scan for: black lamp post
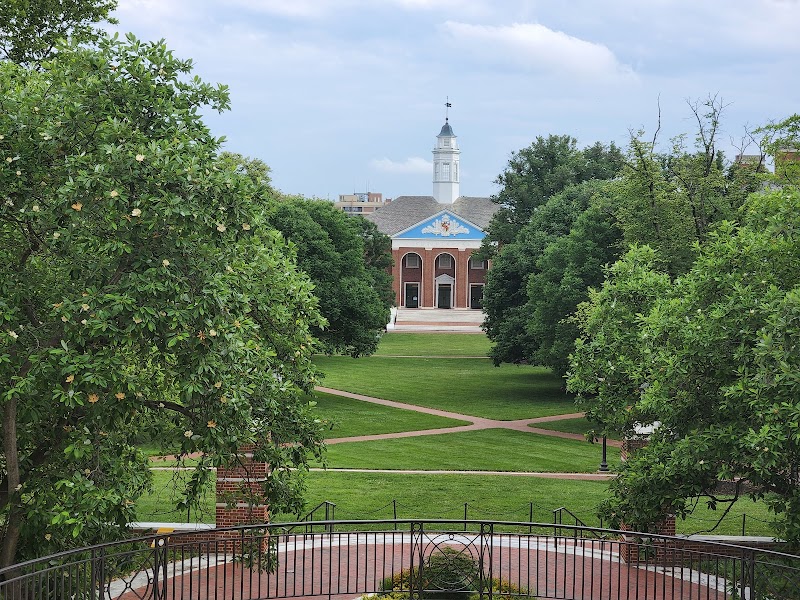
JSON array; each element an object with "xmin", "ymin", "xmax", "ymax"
[{"xmin": 599, "ymin": 435, "xmax": 609, "ymax": 472}]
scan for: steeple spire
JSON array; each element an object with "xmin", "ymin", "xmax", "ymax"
[{"xmin": 432, "ymin": 101, "xmax": 460, "ymax": 203}]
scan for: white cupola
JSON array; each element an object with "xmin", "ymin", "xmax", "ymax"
[{"xmin": 432, "ymin": 118, "xmax": 460, "ymax": 204}]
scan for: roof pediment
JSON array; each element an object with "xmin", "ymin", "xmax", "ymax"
[{"xmin": 394, "ymin": 210, "xmax": 485, "ymax": 240}]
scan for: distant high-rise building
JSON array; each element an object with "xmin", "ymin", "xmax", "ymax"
[{"xmin": 335, "ymin": 191, "xmax": 389, "ymax": 215}]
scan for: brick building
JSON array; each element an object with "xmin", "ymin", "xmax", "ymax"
[{"xmin": 365, "ymin": 118, "xmax": 498, "ymax": 309}]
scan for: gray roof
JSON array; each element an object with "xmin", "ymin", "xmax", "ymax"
[
  {"xmin": 364, "ymin": 196, "xmax": 440, "ymax": 235},
  {"xmin": 365, "ymin": 195, "xmax": 498, "ymax": 236},
  {"xmin": 438, "ymin": 121, "xmax": 455, "ymax": 137},
  {"xmin": 451, "ymin": 196, "xmax": 498, "ymax": 229}
]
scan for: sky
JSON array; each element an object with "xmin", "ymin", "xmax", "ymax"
[{"xmin": 109, "ymin": 0, "xmax": 800, "ymax": 201}]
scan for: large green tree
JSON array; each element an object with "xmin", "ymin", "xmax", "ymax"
[
  {"xmin": 614, "ymin": 99, "xmax": 763, "ymax": 275},
  {"xmin": 524, "ymin": 190, "xmax": 622, "ymax": 377},
  {"xmin": 483, "ymin": 135, "xmax": 623, "ymax": 249},
  {"xmin": 0, "ymin": 36, "xmax": 325, "ymax": 565},
  {"xmin": 353, "ymin": 216, "xmax": 395, "ymax": 310},
  {"xmin": 568, "ymin": 188, "xmax": 800, "ymax": 541},
  {"xmin": 1, "ymin": 0, "xmax": 117, "ymax": 65},
  {"xmin": 266, "ymin": 198, "xmax": 391, "ymax": 357},
  {"xmin": 481, "ymin": 141, "xmax": 624, "ymax": 368}
]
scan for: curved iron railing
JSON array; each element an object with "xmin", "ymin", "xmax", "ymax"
[{"xmin": 1, "ymin": 519, "xmax": 798, "ymax": 600}]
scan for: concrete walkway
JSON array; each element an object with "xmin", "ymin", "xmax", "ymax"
[
  {"xmin": 316, "ymin": 386, "xmax": 622, "ymax": 448},
  {"xmin": 391, "ymin": 307, "xmax": 485, "ymax": 333},
  {"xmin": 308, "ymin": 467, "xmax": 615, "ymax": 480}
]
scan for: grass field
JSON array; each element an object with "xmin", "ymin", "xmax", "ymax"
[
  {"xmin": 322, "ymin": 429, "xmax": 619, "ymax": 473},
  {"xmin": 135, "ymin": 330, "xmax": 779, "ymax": 540},
  {"xmin": 139, "ymin": 470, "xmax": 775, "ymax": 537},
  {"xmin": 530, "ymin": 417, "xmax": 621, "ymax": 441},
  {"xmin": 137, "ymin": 469, "xmax": 216, "ymax": 523},
  {"xmin": 273, "ymin": 471, "xmax": 775, "ymax": 537},
  {"xmin": 314, "ymin": 356, "xmax": 575, "ymax": 420},
  {"xmin": 312, "ymin": 391, "xmax": 469, "ymax": 438},
  {"xmin": 375, "ymin": 333, "xmax": 491, "ymax": 357}
]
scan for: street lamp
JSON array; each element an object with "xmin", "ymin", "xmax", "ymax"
[{"xmin": 599, "ymin": 435, "xmax": 609, "ymax": 472}]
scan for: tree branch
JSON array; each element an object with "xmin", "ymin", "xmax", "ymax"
[{"xmin": 141, "ymin": 399, "xmax": 192, "ymax": 417}]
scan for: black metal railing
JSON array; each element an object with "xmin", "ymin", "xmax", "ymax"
[
  {"xmin": 283, "ymin": 499, "xmax": 773, "ymax": 538},
  {"xmin": 1, "ymin": 520, "xmax": 799, "ymax": 600},
  {"xmin": 281, "ymin": 501, "xmax": 338, "ymax": 534}
]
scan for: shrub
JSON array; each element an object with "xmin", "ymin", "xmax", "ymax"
[{"xmin": 377, "ymin": 547, "xmax": 530, "ymax": 599}]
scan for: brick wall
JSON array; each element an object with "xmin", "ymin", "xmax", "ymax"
[{"xmin": 215, "ymin": 446, "xmax": 269, "ymax": 528}]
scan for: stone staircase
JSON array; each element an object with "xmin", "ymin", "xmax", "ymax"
[{"xmin": 389, "ymin": 307, "xmax": 485, "ymax": 333}]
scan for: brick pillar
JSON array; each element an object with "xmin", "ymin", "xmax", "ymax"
[
  {"xmin": 456, "ymin": 249, "xmax": 469, "ymax": 308},
  {"xmin": 422, "ymin": 248, "xmax": 434, "ymax": 308},
  {"xmin": 619, "ymin": 516, "xmax": 678, "ymax": 565},
  {"xmin": 620, "ymin": 437, "xmax": 649, "ymax": 462},
  {"xmin": 391, "ymin": 249, "xmax": 402, "ymax": 306},
  {"xmin": 216, "ymin": 445, "xmax": 270, "ymax": 528},
  {"xmin": 619, "ymin": 433, "xmax": 677, "ymax": 565},
  {"xmin": 207, "ymin": 445, "xmax": 270, "ymax": 552}
]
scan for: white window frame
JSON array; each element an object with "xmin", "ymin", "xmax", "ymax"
[
  {"xmin": 405, "ymin": 253, "xmax": 420, "ymax": 268},
  {"xmin": 438, "ymin": 254, "xmax": 453, "ymax": 269}
]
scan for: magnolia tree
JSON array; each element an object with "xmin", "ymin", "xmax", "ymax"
[
  {"xmin": 0, "ymin": 35, "xmax": 325, "ymax": 565},
  {"xmin": 568, "ymin": 188, "xmax": 800, "ymax": 541}
]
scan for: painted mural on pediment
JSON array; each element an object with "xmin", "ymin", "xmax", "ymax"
[{"xmin": 394, "ymin": 212, "xmax": 485, "ymax": 240}]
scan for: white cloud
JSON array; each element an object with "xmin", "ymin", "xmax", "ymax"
[
  {"xmin": 221, "ymin": 0, "xmax": 490, "ymax": 19},
  {"xmin": 114, "ymin": 0, "xmax": 195, "ymax": 28},
  {"xmin": 391, "ymin": 0, "xmax": 489, "ymax": 12},
  {"xmin": 223, "ymin": 0, "xmax": 355, "ymax": 18},
  {"xmin": 370, "ymin": 157, "xmax": 432, "ymax": 174},
  {"xmin": 441, "ymin": 21, "xmax": 635, "ymax": 79}
]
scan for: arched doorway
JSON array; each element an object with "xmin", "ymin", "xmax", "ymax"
[
  {"xmin": 435, "ymin": 274, "xmax": 454, "ymax": 309},
  {"xmin": 434, "ymin": 252, "xmax": 456, "ymax": 309},
  {"xmin": 401, "ymin": 252, "xmax": 422, "ymax": 308}
]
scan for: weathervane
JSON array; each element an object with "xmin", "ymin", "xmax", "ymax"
[{"xmin": 445, "ymin": 97, "xmax": 452, "ymax": 122}]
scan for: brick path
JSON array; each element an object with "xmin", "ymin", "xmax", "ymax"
[
  {"xmin": 124, "ymin": 533, "xmax": 728, "ymax": 600},
  {"xmin": 316, "ymin": 386, "xmax": 622, "ymax": 449},
  {"xmin": 151, "ymin": 386, "xmax": 620, "ymax": 475}
]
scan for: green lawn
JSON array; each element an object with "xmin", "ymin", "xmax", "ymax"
[
  {"xmin": 314, "ymin": 356, "xmax": 575, "ymax": 420},
  {"xmin": 271, "ymin": 471, "xmax": 775, "ymax": 537},
  {"xmin": 138, "ymin": 469, "xmax": 776, "ymax": 537},
  {"xmin": 322, "ymin": 429, "xmax": 617, "ymax": 472},
  {"xmin": 133, "ymin": 331, "xmax": 778, "ymax": 540},
  {"xmin": 313, "ymin": 392, "xmax": 469, "ymax": 438},
  {"xmin": 375, "ymin": 333, "xmax": 491, "ymax": 357},
  {"xmin": 137, "ymin": 470, "xmax": 215, "ymax": 523},
  {"xmin": 531, "ymin": 417, "xmax": 622, "ymax": 441}
]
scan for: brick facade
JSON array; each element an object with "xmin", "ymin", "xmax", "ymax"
[{"xmin": 394, "ymin": 247, "xmax": 488, "ymax": 309}]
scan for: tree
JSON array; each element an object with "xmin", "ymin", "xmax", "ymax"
[
  {"xmin": 568, "ymin": 188, "xmax": 800, "ymax": 541},
  {"xmin": 0, "ymin": 35, "xmax": 325, "ymax": 565},
  {"xmin": 1, "ymin": 0, "xmax": 118, "ymax": 65},
  {"xmin": 483, "ymin": 135, "xmax": 623, "ymax": 249},
  {"xmin": 352, "ymin": 216, "xmax": 395, "ymax": 310},
  {"xmin": 613, "ymin": 98, "xmax": 763, "ymax": 275},
  {"xmin": 524, "ymin": 192, "xmax": 623, "ymax": 377},
  {"xmin": 483, "ymin": 177, "xmax": 621, "ymax": 368},
  {"xmin": 265, "ymin": 198, "xmax": 391, "ymax": 357},
  {"xmin": 756, "ymin": 113, "xmax": 800, "ymax": 183},
  {"xmin": 218, "ymin": 151, "xmax": 275, "ymax": 195}
]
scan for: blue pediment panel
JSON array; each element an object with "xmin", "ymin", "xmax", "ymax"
[{"xmin": 394, "ymin": 211, "xmax": 485, "ymax": 240}]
